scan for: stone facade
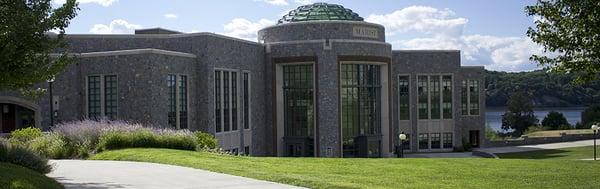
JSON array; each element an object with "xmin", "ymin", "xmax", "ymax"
[{"xmin": 0, "ymin": 5, "xmax": 485, "ymax": 157}]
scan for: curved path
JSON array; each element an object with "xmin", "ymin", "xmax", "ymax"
[
  {"xmin": 47, "ymin": 160, "xmax": 305, "ymax": 189},
  {"xmin": 478, "ymin": 139, "xmax": 596, "ymax": 154}
]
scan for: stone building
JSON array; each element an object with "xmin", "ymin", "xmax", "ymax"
[{"xmin": 0, "ymin": 3, "xmax": 485, "ymax": 157}]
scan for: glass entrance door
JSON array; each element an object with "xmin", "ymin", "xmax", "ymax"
[
  {"xmin": 469, "ymin": 130, "xmax": 480, "ymax": 148},
  {"xmin": 341, "ymin": 64, "xmax": 382, "ymax": 158},
  {"xmin": 282, "ymin": 65, "xmax": 314, "ymax": 157}
]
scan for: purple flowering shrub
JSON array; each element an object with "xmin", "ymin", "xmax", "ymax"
[{"xmin": 27, "ymin": 120, "xmax": 217, "ymax": 159}]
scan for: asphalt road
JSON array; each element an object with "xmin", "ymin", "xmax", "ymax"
[{"xmin": 47, "ymin": 160, "xmax": 305, "ymax": 189}]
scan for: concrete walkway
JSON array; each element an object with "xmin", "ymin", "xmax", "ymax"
[
  {"xmin": 479, "ymin": 139, "xmax": 596, "ymax": 154},
  {"xmin": 47, "ymin": 160, "xmax": 305, "ymax": 189}
]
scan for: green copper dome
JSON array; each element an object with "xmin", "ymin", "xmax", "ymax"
[{"xmin": 278, "ymin": 3, "xmax": 364, "ymax": 24}]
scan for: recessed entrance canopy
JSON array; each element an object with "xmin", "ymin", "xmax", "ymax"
[{"xmin": 0, "ymin": 96, "xmax": 41, "ymax": 133}]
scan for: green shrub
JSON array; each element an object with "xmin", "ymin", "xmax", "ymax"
[
  {"xmin": 0, "ymin": 141, "xmax": 52, "ymax": 174},
  {"xmin": 29, "ymin": 133, "xmax": 76, "ymax": 159},
  {"xmin": 8, "ymin": 127, "xmax": 42, "ymax": 146},
  {"xmin": 461, "ymin": 137, "xmax": 472, "ymax": 152},
  {"xmin": 194, "ymin": 131, "xmax": 217, "ymax": 150},
  {"xmin": 157, "ymin": 133, "xmax": 196, "ymax": 150},
  {"xmin": 97, "ymin": 130, "xmax": 201, "ymax": 152}
]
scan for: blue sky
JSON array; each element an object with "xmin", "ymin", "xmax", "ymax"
[{"xmin": 52, "ymin": 0, "xmax": 543, "ymax": 72}]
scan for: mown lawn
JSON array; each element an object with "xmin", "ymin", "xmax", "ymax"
[
  {"xmin": 0, "ymin": 163, "xmax": 63, "ymax": 189},
  {"xmin": 92, "ymin": 148, "xmax": 600, "ymax": 189},
  {"xmin": 497, "ymin": 145, "xmax": 600, "ymax": 160}
]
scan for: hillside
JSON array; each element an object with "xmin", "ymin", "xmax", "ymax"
[{"xmin": 485, "ymin": 70, "xmax": 600, "ymax": 107}]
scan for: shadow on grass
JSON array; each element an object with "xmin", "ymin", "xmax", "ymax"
[
  {"xmin": 52, "ymin": 177, "xmax": 127, "ymax": 189},
  {"xmin": 496, "ymin": 149, "xmax": 572, "ymax": 159}
]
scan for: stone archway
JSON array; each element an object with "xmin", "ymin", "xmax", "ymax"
[{"xmin": 0, "ymin": 96, "xmax": 42, "ymax": 133}]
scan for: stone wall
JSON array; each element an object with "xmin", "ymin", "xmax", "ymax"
[{"xmin": 486, "ymin": 134, "xmax": 597, "ymax": 147}]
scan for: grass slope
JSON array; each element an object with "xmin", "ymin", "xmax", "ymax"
[
  {"xmin": 92, "ymin": 148, "xmax": 600, "ymax": 189},
  {"xmin": 498, "ymin": 145, "xmax": 600, "ymax": 159},
  {"xmin": 0, "ymin": 163, "xmax": 63, "ymax": 189}
]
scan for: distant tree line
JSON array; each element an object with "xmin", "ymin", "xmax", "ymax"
[
  {"xmin": 485, "ymin": 70, "xmax": 600, "ymax": 107},
  {"xmin": 499, "ymin": 91, "xmax": 600, "ymax": 137}
]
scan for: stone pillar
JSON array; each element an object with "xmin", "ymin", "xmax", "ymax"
[{"xmin": 316, "ymin": 53, "xmax": 341, "ymax": 157}]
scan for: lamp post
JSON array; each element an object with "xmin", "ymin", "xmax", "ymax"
[
  {"xmin": 592, "ymin": 124, "xmax": 599, "ymax": 161},
  {"xmin": 47, "ymin": 77, "xmax": 55, "ymax": 127},
  {"xmin": 399, "ymin": 132, "xmax": 407, "ymax": 158}
]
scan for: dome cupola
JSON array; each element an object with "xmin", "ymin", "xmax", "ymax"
[{"xmin": 278, "ymin": 3, "xmax": 364, "ymax": 24}]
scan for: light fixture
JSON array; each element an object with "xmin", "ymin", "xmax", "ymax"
[{"xmin": 399, "ymin": 133, "xmax": 407, "ymax": 141}]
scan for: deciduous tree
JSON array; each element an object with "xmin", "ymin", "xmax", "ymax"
[
  {"xmin": 501, "ymin": 91, "xmax": 538, "ymax": 136},
  {"xmin": 526, "ymin": 0, "xmax": 600, "ymax": 83},
  {"xmin": 0, "ymin": 0, "xmax": 78, "ymax": 92}
]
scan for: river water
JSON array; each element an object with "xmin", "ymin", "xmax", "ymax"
[{"xmin": 485, "ymin": 107, "xmax": 587, "ymax": 132}]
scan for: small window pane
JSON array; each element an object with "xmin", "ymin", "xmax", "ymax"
[
  {"xmin": 442, "ymin": 75, "xmax": 452, "ymax": 119},
  {"xmin": 443, "ymin": 132, "xmax": 453, "ymax": 148},
  {"xmin": 431, "ymin": 133, "xmax": 441, "ymax": 149},
  {"xmin": 419, "ymin": 133, "xmax": 429, "ymax": 149},
  {"xmin": 243, "ymin": 72, "xmax": 250, "ymax": 130},
  {"xmin": 104, "ymin": 75, "xmax": 118, "ymax": 120},
  {"xmin": 168, "ymin": 74, "xmax": 177, "ymax": 128},
  {"xmin": 418, "ymin": 76, "xmax": 428, "ymax": 120},
  {"xmin": 398, "ymin": 76, "xmax": 410, "ymax": 120},
  {"xmin": 88, "ymin": 76, "xmax": 101, "ymax": 119},
  {"xmin": 179, "ymin": 75, "xmax": 188, "ymax": 129},
  {"xmin": 215, "ymin": 71, "xmax": 222, "ymax": 133},
  {"xmin": 430, "ymin": 76, "xmax": 440, "ymax": 119}
]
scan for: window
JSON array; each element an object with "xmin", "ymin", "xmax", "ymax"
[
  {"xmin": 431, "ymin": 133, "xmax": 441, "ymax": 149},
  {"xmin": 215, "ymin": 71, "xmax": 222, "ymax": 133},
  {"xmin": 223, "ymin": 72, "xmax": 230, "ymax": 132},
  {"xmin": 341, "ymin": 64, "xmax": 381, "ymax": 157},
  {"xmin": 167, "ymin": 74, "xmax": 188, "ymax": 129},
  {"xmin": 179, "ymin": 75, "xmax": 188, "ymax": 129},
  {"xmin": 87, "ymin": 75, "xmax": 118, "ymax": 120},
  {"xmin": 469, "ymin": 80, "xmax": 480, "ymax": 115},
  {"xmin": 283, "ymin": 65, "xmax": 314, "ymax": 137},
  {"xmin": 283, "ymin": 65, "xmax": 314, "ymax": 157},
  {"xmin": 243, "ymin": 72, "xmax": 251, "ymax": 129},
  {"xmin": 87, "ymin": 76, "xmax": 101, "ymax": 119},
  {"xmin": 398, "ymin": 76, "xmax": 409, "ymax": 120},
  {"xmin": 231, "ymin": 72, "xmax": 237, "ymax": 131},
  {"xmin": 215, "ymin": 69, "xmax": 246, "ymax": 133},
  {"xmin": 418, "ymin": 76, "xmax": 428, "ymax": 119},
  {"xmin": 443, "ymin": 132, "xmax": 453, "ymax": 148},
  {"xmin": 442, "ymin": 76, "xmax": 452, "ymax": 119},
  {"xmin": 168, "ymin": 74, "xmax": 177, "ymax": 128},
  {"xmin": 462, "ymin": 79, "xmax": 480, "ymax": 116},
  {"xmin": 430, "ymin": 76, "xmax": 440, "ymax": 119},
  {"xmin": 418, "ymin": 133, "xmax": 429, "ymax": 149},
  {"xmin": 104, "ymin": 75, "xmax": 117, "ymax": 120},
  {"xmin": 461, "ymin": 81, "xmax": 468, "ymax": 115}
]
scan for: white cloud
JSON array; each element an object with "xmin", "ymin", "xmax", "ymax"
[
  {"xmin": 370, "ymin": 6, "xmax": 545, "ymax": 72},
  {"xmin": 52, "ymin": 0, "xmax": 118, "ymax": 7},
  {"xmin": 258, "ymin": 0, "xmax": 288, "ymax": 6},
  {"xmin": 366, "ymin": 6, "xmax": 467, "ymax": 37},
  {"xmin": 222, "ymin": 18, "xmax": 275, "ymax": 41},
  {"xmin": 164, "ymin": 13, "xmax": 178, "ymax": 19},
  {"xmin": 294, "ymin": 0, "xmax": 313, "ymax": 5},
  {"xmin": 89, "ymin": 19, "xmax": 142, "ymax": 34}
]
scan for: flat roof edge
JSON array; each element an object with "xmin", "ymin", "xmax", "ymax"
[
  {"xmin": 393, "ymin": 49, "xmax": 460, "ymax": 53},
  {"xmin": 50, "ymin": 48, "xmax": 197, "ymax": 58},
  {"xmin": 65, "ymin": 32, "xmax": 263, "ymax": 46},
  {"xmin": 461, "ymin": 66, "xmax": 486, "ymax": 69}
]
